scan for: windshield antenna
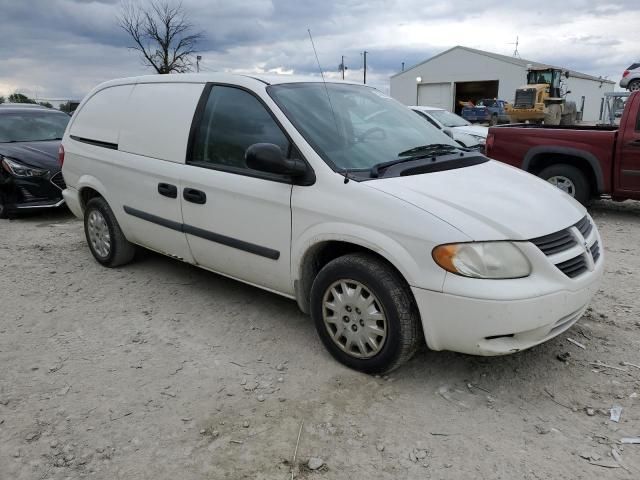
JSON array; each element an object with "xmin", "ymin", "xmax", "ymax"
[{"xmin": 307, "ymin": 28, "xmax": 350, "ymax": 184}]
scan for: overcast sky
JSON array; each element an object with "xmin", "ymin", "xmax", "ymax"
[{"xmin": 0, "ymin": 0, "xmax": 638, "ymax": 103}]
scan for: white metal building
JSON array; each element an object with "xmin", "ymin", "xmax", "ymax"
[{"xmin": 390, "ymin": 46, "xmax": 615, "ymax": 122}]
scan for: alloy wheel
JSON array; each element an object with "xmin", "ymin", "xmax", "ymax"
[{"xmin": 547, "ymin": 175, "xmax": 576, "ymax": 197}]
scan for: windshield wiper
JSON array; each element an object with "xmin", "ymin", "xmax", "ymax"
[
  {"xmin": 370, "ymin": 144, "xmax": 463, "ymax": 178},
  {"xmin": 397, "ymin": 143, "xmax": 460, "ymax": 157}
]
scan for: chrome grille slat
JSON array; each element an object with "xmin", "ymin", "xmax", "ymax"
[
  {"xmin": 50, "ymin": 172, "xmax": 66, "ymax": 190},
  {"xmin": 530, "ymin": 230, "xmax": 576, "ymax": 255},
  {"xmin": 574, "ymin": 216, "xmax": 593, "ymax": 239},
  {"xmin": 530, "ymin": 215, "xmax": 597, "ymax": 279},
  {"xmin": 556, "ymin": 255, "xmax": 588, "ymax": 278}
]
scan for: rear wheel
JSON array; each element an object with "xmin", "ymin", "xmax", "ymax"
[
  {"xmin": 84, "ymin": 197, "xmax": 136, "ymax": 267},
  {"xmin": 538, "ymin": 164, "xmax": 590, "ymax": 205},
  {"xmin": 628, "ymin": 80, "xmax": 640, "ymax": 92},
  {"xmin": 310, "ymin": 253, "xmax": 421, "ymax": 374}
]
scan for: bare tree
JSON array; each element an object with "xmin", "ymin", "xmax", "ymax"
[{"xmin": 119, "ymin": 1, "xmax": 203, "ymax": 74}]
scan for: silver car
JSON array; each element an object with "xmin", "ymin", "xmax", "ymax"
[{"xmin": 620, "ymin": 62, "xmax": 640, "ymax": 91}]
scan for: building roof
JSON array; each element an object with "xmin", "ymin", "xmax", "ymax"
[{"xmin": 391, "ymin": 45, "xmax": 614, "ymax": 84}]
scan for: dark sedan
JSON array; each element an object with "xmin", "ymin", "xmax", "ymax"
[{"xmin": 0, "ymin": 106, "xmax": 70, "ymax": 218}]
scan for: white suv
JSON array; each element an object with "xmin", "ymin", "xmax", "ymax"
[{"xmin": 60, "ymin": 74, "xmax": 603, "ymax": 373}]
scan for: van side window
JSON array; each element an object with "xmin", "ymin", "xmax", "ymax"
[{"xmin": 190, "ymin": 86, "xmax": 290, "ymax": 170}]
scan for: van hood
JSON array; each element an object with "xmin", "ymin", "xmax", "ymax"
[
  {"xmin": 365, "ymin": 160, "xmax": 585, "ymax": 241},
  {"xmin": 452, "ymin": 125, "xmax": 488, "ymax": 138},
  {"xmin": 451, "ymin": 131, "xmax": 482, "ymax": 148}
]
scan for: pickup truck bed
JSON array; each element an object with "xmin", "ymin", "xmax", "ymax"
[{"xmin": 486, "ymin": 91, "xmax": 640, "ymax": 204}]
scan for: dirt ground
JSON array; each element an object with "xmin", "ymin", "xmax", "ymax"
[{"xmin": 1, "ymin": 200, "xmax": 639, "ymax": 480}]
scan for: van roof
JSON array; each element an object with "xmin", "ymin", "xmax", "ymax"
[{"xmin": 95, "ymin": 72, "xmax": 365, "ymax": 90}]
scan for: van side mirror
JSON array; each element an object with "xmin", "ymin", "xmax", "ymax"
[{"xmin": 245, "ymin": 143, "xmax": 307, "ymax": 177}]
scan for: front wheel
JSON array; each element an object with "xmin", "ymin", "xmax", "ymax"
[
  {"xmin": 544, "ymin": 104, "xmax": 562, "ymax": 125},
  {"xmin": 0, "ymin": 192, "xmax": 8, "ymax": 219},
  {"xmin": 310, "ymin": 253, "xmax": 421, "ymax": 374},
  {"xmin": 538, "ymin": 164, "xmax": 590, "ymax": 205},
  {"xmin": 84, "ymin": 197, "xmax": 136, "ymax": 267}
]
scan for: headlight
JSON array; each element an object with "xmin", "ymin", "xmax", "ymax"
[
  {"xmin": 432, "ymin": 242, "xmax": 531, "ymax": 279},
  {"xmin": 469, "ymin": 134, "xmax": 486, "ymax": 145},
  {"xmin": 0, "ymin": 156, "xmax": 49, "ymax": 177}
]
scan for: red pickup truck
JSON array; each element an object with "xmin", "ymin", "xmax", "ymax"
[{"xmin": 486, "ymin": 91, "xmax": 640, "ymax": 205}]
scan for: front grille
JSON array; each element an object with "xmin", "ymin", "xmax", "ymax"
[
  {"xmin": 50, "ymin": 172, "xmax": 66, "ymax": 190},
  {"xmin": 530, "ymin": 215, "xmax": 599, "ymax": 278},
  {"xmin": 574, "ymin": 215, "xmax": 593, "ymax": 238},
  {"xmin": 514, "ymin": 89, "xmax": 536, "ymax": 108},
  {"xmin": 556, "ymin": 255, "xmax": 588, "ymax": 278},
  {"xmin": 530, "ymin": 229, "xmax": 576, "ymax": 255}
]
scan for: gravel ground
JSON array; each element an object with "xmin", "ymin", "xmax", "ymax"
[{"xmin": 1, "ymin": 200, "xmax": 639, "ymax": 479}]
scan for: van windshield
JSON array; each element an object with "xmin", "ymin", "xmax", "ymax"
[{"xmin": 267, "ymin": 83, "xmax": 459, "ymax": 171}]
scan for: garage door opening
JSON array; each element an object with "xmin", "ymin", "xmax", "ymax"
[{"xmin": 454, "ymin": 81, "xmax": 499, "ymax": 114}]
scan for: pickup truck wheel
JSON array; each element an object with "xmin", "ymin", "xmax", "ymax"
[
  {"xmin": 538, "ymin": 164, "xmax": 590, "ymax": 205},
  {"xmin": 84, "ymin": 197, "xmax": 136, "ymax": 267},
  {"xmin": 310, "ymin": 253, "xmax": 421, "ymax": 374}
]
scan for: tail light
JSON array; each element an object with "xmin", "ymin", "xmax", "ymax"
[
  {"xmin": 485, "ymin": 133, "xmax": 495, "ymax": 155},
  {"xmin": 623, "ymin": 70, "xmax": 630, "ymax": 78},
  {"xmin": 58, "ymin": 144, "xmax": 65, "ymax": 167}
]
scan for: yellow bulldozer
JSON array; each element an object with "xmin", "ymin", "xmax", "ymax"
[{"xmin": 505, "ymin": 67, "xmax": 577, "ymax": 125}]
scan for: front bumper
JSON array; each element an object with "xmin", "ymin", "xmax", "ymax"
[
  {"xmin": 0, "ymin": 171, "xmax": 66, "ymax": 211},
  {"xmin": 413, "ymin": 225, "xmax": 604, "ymax": 356}
]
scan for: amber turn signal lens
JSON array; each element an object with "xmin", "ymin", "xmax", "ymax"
[{"xmin": 432, "ymin": 244, "xmax": 460, "ymax": 273}]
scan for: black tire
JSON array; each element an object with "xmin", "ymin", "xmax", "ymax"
[
  {"xmin": 628, "ymin": 80, "xmax": 640, "ymax": 92},
  {"xmin": 310, "ymin": 252, "xmax": 421, "ymax": 374},
  {"xmin": 0, "ymin": 192, "xmax": 8, "ymax": 219},
  {"xmin": 84, "ymin": 197, "xmax": 136, "ymax": 267},
  {"xmin": 538, "ymin": 164, "xmax": 591, "ymax": 205},
  {"xmin": 489, "ymin": 113, "xmax": 498, "ymax": 126}
]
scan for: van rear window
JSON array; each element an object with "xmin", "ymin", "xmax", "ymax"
[{"xmin": 627, "ymin": 63, "xmax": 640, "ymax": 70}]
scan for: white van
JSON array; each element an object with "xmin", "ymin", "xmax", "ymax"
[{"xmin": 60, "ymin": 74, "xmax": 603, "ymax": 373}]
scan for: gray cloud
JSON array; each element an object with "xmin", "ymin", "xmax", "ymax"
[{"xmin": 0, "ymin": 0, "xmax": 638, "ymax": 100}]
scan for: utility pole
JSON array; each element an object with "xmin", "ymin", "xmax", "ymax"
[
  {"xmin": 402, "ymin": 62, "xmax": 405, "ymax": 72},
  {"xmin": 341, "ymin": 55, "xmax": 345, "ymax": 80},
  {"xmin": 363, "ymin": 51, "xmax": 368, "ymax": 84},
  {"xmin": 196, "ymin": 55, "xmax": 202, "ymax": 72}
]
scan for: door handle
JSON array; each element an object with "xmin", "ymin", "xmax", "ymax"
[
  {"xmin": 628, "ymin": 139, "xmax": 640, "ymax": 147},
  {"xmin": 183, "ymin": 188, "xmax": 207, "ymax": 204},
  {"xmin": 157, "ymin": 183, "xmax": 178, "ymax": 198}
]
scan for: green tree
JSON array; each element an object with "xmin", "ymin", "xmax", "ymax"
[
  {"xmin": 8, "ymin": 93, "xmax": 36, "ymax": 104},
  {"xmin": 0, "ymin": 96, "xmax": 4, "ymax": 104},
  {"xmin": 38, "ymin": 101, "xmax": 53, "ymax": 108}
]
